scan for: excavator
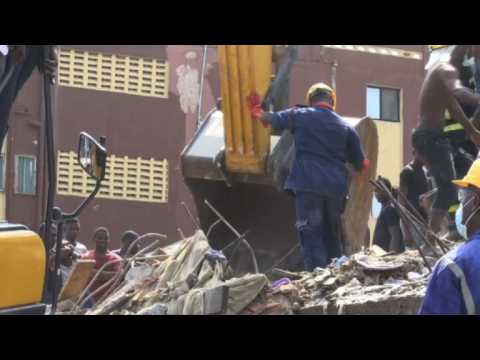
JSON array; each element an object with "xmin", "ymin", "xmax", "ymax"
[
  {"xmin": 0, "ymin": 45, "xmax": 378, "ymax": 314},
  {"xmin": 0, "ymin": 46, "xmax": 108, "ymax": 315},
  {"xmin": 182, "ymin": 45, "xmax": 379, "ymax": 274}
]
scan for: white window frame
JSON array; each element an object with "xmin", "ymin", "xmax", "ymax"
[
  {"xmin": 366, "ymin": 85, "xmax": 402, "ymax": 123},
  {"xmin": 15, "ymin": 155, "xmax": 37, "ymax": 196}
]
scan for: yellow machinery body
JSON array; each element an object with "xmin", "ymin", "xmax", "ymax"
[
  {"xmin": 0, "ymin": 230, "xmax": 46, "ymax": 309},
  {"xmin": 218, "ymin": 45, "xmax": 272, "ymax": 175}
]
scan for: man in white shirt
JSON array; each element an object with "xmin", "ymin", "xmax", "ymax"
[{"xmin": 64, "ymin": 218, "xmax": 88, "ymax": 259}]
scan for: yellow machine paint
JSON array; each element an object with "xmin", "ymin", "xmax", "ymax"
[
  {"xmin": 218, "ymin": 45, "xmax": 272, "ymax": 174},
  {"xmin": 429, "ymin": 45, "xmax": 448, "ymax": 51},
  {"xmin": 0, "ymin": 230, "xmax": 46, "ymax": 309}
]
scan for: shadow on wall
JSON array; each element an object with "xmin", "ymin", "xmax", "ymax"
[{"xmin": 206, "ymin": 61, "xmax": 221, "ymax": 102}]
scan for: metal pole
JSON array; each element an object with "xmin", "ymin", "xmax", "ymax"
[
  {"xmin": 41, "ymin": 45, "xmax": 58, "ymax": 313},
  {"xmin": 197, "ymin": 45, "xmax": 208, "ymax": 128},
  {"xmin": 181, "ymin": 201, "xmax": 200, "ymax": 230},
  {"xmin": 50, "ymin": 216, "xmax": 63, "ymax": 313},
  {"xmin": 204, "ymin": 200, "xmax": 259, "ymax": 273}
]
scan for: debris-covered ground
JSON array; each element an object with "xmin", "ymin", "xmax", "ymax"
[
  {"xmin": 57, "ymin": 231, "xmax": 437, "ymax": 315},
  {"xmin": 290, "ymin": 248, "xmax": 434, "ymax": 315}
]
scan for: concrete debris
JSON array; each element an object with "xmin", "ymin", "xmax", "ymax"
[
  {"xmin": 60, "ymin": 229, "xmax": 436, "ymax": 315},
  {"xmin": 137, "ymin": 303, "xmax": 168, "ymax": 315},
  {"xmin": 288, "ymin": 249, "xmax": 434, "ymax": 315}
]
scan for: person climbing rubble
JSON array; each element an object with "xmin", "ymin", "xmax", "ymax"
[
  {"xmin": 413, "ymin": 45, "xmax": 480, "ymax": 240},
  {"xmin": 420, "ymin": 159, "xmax": 480, "ymax": 315},
  {"xmin": 248, "ymin": 83, "xmax": 370, "ymax": 271}
]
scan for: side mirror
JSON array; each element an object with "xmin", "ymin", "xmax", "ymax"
[{"xmin": 77, "ymin": 132, "xmax": 107, "ymax": 180}]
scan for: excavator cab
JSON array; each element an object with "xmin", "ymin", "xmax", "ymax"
[
  {"xmin": 0, "ymin": 132, "xmax": 108, "ymax": 315},
  {"xmin": 182, "ymin": 45, "xmax": 378, "ymax": 274}
]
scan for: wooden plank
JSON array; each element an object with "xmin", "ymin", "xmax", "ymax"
[
  {"xmin": 343, "ymin": 117, "xmax": 379, "ymax": 254},
  {"xmin": 58, "ymin": 260, "xmax": 96, "ymax": 302}
]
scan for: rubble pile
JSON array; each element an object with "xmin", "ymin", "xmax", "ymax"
[
  {"xmin": 64, "ymin": 231, "xmax": 272, "ymax": 315},
  {"xmin": 291, "ymin": 248, "xmax": 434, "ymax": 315},
  {"xmin": 58, "ymin": 232, "xmax": 435, "ymax": 315}
]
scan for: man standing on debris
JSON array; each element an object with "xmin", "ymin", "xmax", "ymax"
[
  {"xmin": 413, "ymin": 45, "xmax": 480, "ymax": 239},
  {"xmin": 420, "ymin": 160, "xmax": 480, "ymax": 315},
  {"xmin": 435, "ymin": 45, "xmax": 479, "ymax": 181},
  {"xmin": 248, "ymin": 83, "xmax": 369, "ymax": 271},
  {"xmin": 438, "ymin": 46, "xmax": 480, "ymax": 239},
  {"xmin": 399, "ymin": 150, "xmax": 429, "ymax": 246},
  {"xmin": 81, "ymin": 227, "xmax": 123, "ymax": 304},
  {"xmin": 373, "ymin": 177, "xmax": 404, "ymax": 253},
  {"xmin": 64, "ymin": 218, "xmax": 88, "ymax": 259}
]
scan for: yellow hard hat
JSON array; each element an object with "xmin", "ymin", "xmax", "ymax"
[
  {"xmin": 453, "ymin": 160, "xmax": 480, "ymax": 189},
  {"xmin": 306, "ymin": 83, "xmax": 336, "ymax": 109}
]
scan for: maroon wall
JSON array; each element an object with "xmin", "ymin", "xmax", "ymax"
[
  {"xmin": 289, "ymin": 45, "xmax": 425, "ymax": 164},
  {"xmin": 5, "ymin": 70, "xmax": 44, "ymax": 228},
  {"xmin": 54, "ymin": 45, "xmax": 193, "ymax": 249}
]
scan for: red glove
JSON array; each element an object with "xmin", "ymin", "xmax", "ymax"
[{"xmin": 247, "ymin": 93, "xmax": 265, "ymax": 120}]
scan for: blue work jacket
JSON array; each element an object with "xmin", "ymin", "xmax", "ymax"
[
  {"xmin": 419, "ymin": 230, "xmax": 480, "ymax": 315},
  {"xmin": 268, "ymin": 105, "xmax": 365, "ymax": 198}
]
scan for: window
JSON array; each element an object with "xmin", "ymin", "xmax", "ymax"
[
  {"xmin": 16, "ymin": 155, "xmax": 36, "ymax": 195},
  {"xmin": 0, "ymin": 154, "xmax": 5, "ymax": 192},
  {"xmin": 367, "ymin": 86, "xmax": 400, "ymax": 122}
]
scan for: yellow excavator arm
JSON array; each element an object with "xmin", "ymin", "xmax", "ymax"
[{"xmin": 218, "ymin": 45, "xmax": 273, "ymax": 174}]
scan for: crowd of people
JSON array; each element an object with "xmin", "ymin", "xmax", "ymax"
[{"xmin": 39, "ymin": 218, "xmax": 142, "ymax": 307}]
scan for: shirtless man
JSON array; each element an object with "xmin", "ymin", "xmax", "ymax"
[{"xmin": 413, "ymin": 45, "xmax": 480, "ymax": 235}]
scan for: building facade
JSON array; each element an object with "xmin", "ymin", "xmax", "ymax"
[{"xmin": 1, "ymin": 45, "xmax": 427, "ymax": 249}]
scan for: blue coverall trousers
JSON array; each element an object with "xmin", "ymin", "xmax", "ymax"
[{"xmin": 295, "ymin": 191, "xmax": 344, "ymax": 271}]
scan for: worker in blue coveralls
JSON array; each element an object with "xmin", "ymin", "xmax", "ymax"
[
  {"xmin": 248, "ymin": 83, "xmax": 370, "ymax": 271},
  {"xmin": 420, "ymin": 159, "xmax": 480, "ymax": 315}
]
